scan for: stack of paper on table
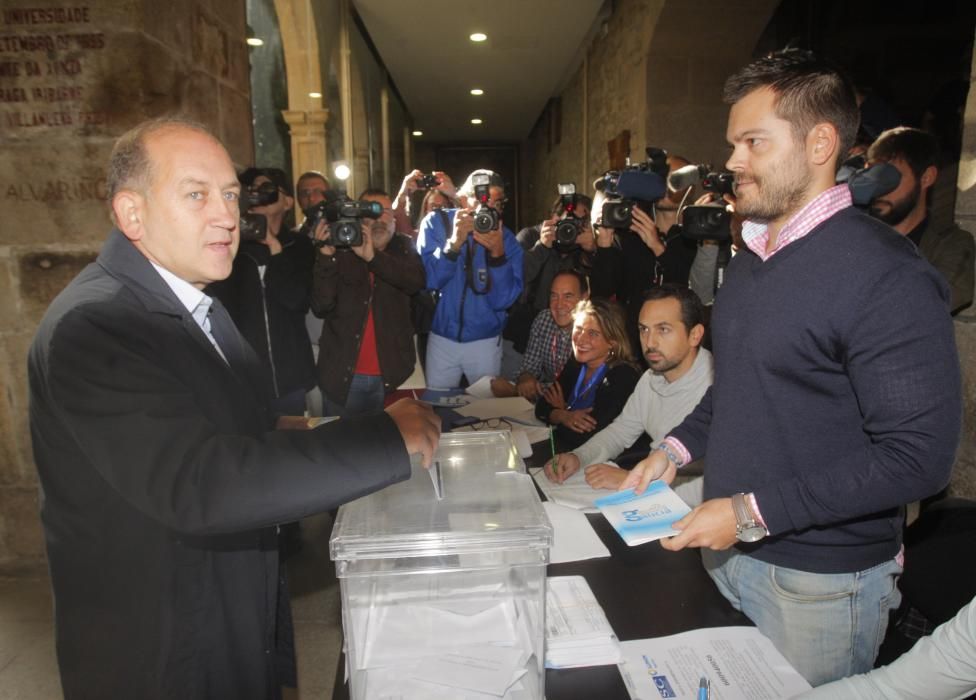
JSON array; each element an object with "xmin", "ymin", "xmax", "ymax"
[
  {"xmin": 617, "ymin": 627, "xmax": 812, "ymax": 699},
  {"xmin": 594, "ymin": 481, "xmax": 691, "ymax": 546},
  {"xmin": 546, "ymin": 576, "xmax": 622, "ymax": 669}
]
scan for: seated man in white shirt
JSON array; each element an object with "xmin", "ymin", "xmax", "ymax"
[{"xmin": 544, "ymin": 284, "xmax": 711, "ymax": 490}]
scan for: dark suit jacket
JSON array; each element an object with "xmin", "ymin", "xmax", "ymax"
[
  {"xmin": 310, "ymin": 233, "xmax": 426, "ymax": 405},
  {"xmin": 28, "ymin": 230, "xmax": 411, "ymax": 699}
]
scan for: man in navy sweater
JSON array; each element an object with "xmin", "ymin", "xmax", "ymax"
[{"xmin": 622, "ymin": 50, "xmax": 962, "ymax": 686}]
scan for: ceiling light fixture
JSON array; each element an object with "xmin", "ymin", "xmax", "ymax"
[
  {"xmin": 412, "ymin": 130, "xmax": 423, "ymax": 136},
  {"xmin": 246, "ymin": 37, "xmax": 264, "ymax": 47},
  {"xmin": 308, "ymin": 91, "xmax": 322, "ymax": 98},
  {"xmin": 470, "ymin": 88, "xmax": 484, "ymax": 96},
  {"xmin": 470, "ymin": 118, "xmax": 483, "ymax": 125},
  {"xmin": 469, "ymin": 32, "xmax": 487, "ymax": 42}
]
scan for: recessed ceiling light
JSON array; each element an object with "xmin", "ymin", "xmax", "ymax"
[
  {"xmin": 469, "ymin": 32, "xmax": 487, "ymax": 42},
  {"xmin": 470, "ymin": 88, "xmax": 484, "ymax": 96},
  {"xmin": 308, "ymin": 91, "xmax": 322, "ymax": 99},
  {"xmin": 412, "ymin": 130, "xmax": 423, "ymax": 137},
  {"xmin": 470, "ymin": 118, "xmax": 483, "ymax": 125},
  {"xmin": 246, "ymin": 37, "xmax": 264, "ymax": 47}
]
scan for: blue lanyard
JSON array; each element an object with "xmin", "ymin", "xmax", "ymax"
[{"xmin": 568, "ymin": 363, "xmax": 607, "ymax": 410}]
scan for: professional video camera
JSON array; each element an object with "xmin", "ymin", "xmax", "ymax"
[
  {"xmin": 554, "ymin": 183, "xmax": 587, "ymax": 246},
  {"xmin": 472, "ymin": 173, "xmax": 501, "ymax": 233},
  {"xmin": 835, "ymin": 155, "xmax": 901, "ymax": 207},
  {"xmin": 415, "ymin": 173, "xmax": 440, "ymax": 190},
  {"xmin": 598, "ymin": 147, "xmax": 669, "ymax": 230},
  {"xmin": 304, "ymin": 190, "xmax": 383, "ymax": 248},
  {"xmin": 665, "ymin": 164, "xmax": 735, "ymax": 243},
  {"xmin": 239, "ymin": 180, "xmax": 279, "ymax": 242}
]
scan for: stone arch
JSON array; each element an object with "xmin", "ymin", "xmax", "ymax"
[{"xmin": 272, "ymin": 0, "xmax": 332, "ymax": 200}]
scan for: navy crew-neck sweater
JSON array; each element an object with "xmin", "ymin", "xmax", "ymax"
[{"xmin": 670, "ymin": 206, "xmax": 961, "ymax": 574}]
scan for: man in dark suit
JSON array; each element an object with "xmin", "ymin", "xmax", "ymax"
[{"xmin": 27, "ymin": 116, "xmax": 440, "ymax": 699}]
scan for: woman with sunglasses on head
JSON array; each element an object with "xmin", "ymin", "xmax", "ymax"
[{"xmin": 536, "ymin": 298, "xmax": 640, "ymax": 451}]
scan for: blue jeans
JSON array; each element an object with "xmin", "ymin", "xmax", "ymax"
[
  {"xmin": 702, "ymin": 548, "xmax": 902, "ymax": 686},
  {"xmin": 324, "ymin": 373, "xmax": 385, "ymax": 418}
]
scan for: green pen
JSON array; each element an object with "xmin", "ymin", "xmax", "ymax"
[{"xmin": 549, "ymin": 426, "xmax": 558, "ymax": 476}]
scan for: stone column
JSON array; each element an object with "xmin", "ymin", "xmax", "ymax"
[
  {"xmin": 0, "ymin": 0, "xmax": 251, "ymax": 569},
  {"xmin": 282, "ymin": 107, "xmax": 329, "ymax": 217}
]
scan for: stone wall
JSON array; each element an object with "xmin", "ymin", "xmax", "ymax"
[
  {"xmin": 946, "ymin": 47, "xmax": 976, "ymax": 499},
  {"xmin": 519, "ymin": 0, "xmax": 778, "ymax": 224},
  {"xmin": 0, "ymin": 0, "xmax": 252, "ymax": 568},
  {"xmin": 521, "ymin": 0, "xmax": 664, "ymax": 223}
]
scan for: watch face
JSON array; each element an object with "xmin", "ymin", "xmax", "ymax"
[{"xmin": 737, "ymin": 525, "xmax": 766, "ymax": 543}]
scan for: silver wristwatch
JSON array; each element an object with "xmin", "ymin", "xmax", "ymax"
[{"xmin": 731, "ymin": 492, "xmax": 767, "ymax": 543}]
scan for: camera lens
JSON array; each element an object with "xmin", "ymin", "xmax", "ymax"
[
  {"xmin": 555, "ymin": 218, "xmax": 580, "ymax": 245},
  {"xmin": 602, "ymin": 201, "xmax": 632, "ymax": 229},
  {"xmin": 473, "ymin": 207, "xmax": 498, "ymax": 233}
]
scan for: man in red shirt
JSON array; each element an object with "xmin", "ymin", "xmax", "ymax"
[{"xmin": 311, "ymin": 189, "xmax": 427, "ymax": 417}]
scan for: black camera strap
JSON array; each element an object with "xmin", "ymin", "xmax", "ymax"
[{"xmin": 464, "ymin": 238, "xmax": 492, "ymax": 296}]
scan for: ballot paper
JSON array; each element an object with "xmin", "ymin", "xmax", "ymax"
[
  {"xmin": 465, "ymin": 375, "xmax": 497, "ymax": 399},
  {"xmin": 594, "ymin": 481, "xmax": 691, "ymax": 546},
  {"xmin": 546, "ymin": 576, "xmax": 622, "ymax": 669},
  {"xmin": 531, "ymin": 465, "xmax": 607, "ymax": 513},
  {"xmin": 617, "ymin": 627, "xmax": 812, "ymax": 699},
  {"xmin": 542, "ymin": 502, "xmax": 610, "ymax": 564}
]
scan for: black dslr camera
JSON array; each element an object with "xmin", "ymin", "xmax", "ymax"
[
  {"xmin": 239, "ymin": 180, "xmax": 279, "ymax": 242},
  {"xmin": 599, "ymin": 147, "xmax": 669, "ymax": 230},
  {"xmin": 472, "ymin": 173, "xmax": 501, "ymax": 233},
  {"xmin": 415, "ymin": 173, "xmax": 440, "ymax": 190},
  {"xmin": 554, "ymin": 183, "xmax": 587, "ymax": 246},
  {"xmin": 304, "ymin": 190, "xmax": 383, "ymax": 248}
]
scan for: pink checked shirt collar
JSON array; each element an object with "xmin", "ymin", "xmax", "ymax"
[{"xmin": 741, "ymin": 184, "xmax": 852, "ymax": 261}]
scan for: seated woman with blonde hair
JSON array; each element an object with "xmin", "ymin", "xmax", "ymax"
[{"xmin": 535, "ymin": 298, "xmax": 640, "ymax": 451}]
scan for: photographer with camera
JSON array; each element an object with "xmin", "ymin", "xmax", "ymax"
[
  {"xmin": 393, "ymin": 168, "xmax": 458, "ymax": 238},
  {"xmin": 590, "ymin": 153, "xmax": 698, "ymax": 353},
  {"xmin": 295, "ymin": 170, "xmax": 331, "ymax": 214},
  {"xmin": 208, "ymin": 167, "xmax": 316, "ymax": 416},
  {"xmin": 310, "ymin": 189, "xmax": 426, "ymax": 417},
  {"xmin": 416, "ymin": 169, "xmax": 524, "ymax": 388}
]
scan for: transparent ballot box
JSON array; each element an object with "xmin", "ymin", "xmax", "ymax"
[{"xmin": 330, "ymin": 431, "xmax": 553, "ymax": 700}]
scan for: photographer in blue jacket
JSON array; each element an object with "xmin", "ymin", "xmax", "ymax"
[{"xmin": 416, "ymin": 169, "xmax": 524, "ymax": 388}]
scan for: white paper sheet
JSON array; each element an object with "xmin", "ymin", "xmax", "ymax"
[
  {"xmin": 542, "ymin": 502, "xmax": 610, "ymax": 563},
  {"xmin": 456, "ymin": 397, "xmax": 536, "ymax": 420},
  {"xmin": 618, "ymin": 627, "xmax": 812, "ymax": 699},
  {"xmin": 412, "ymin": 645, "xmax": 527, "ymax": 696},
  {"xmin": 465, "ymin": 375, "xmax": 497, "ymax": 399},
  {"xmin": 531, "ymin": 466, "xmax": 606, "ymax": 513}
]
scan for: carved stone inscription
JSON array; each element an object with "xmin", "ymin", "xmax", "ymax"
[{"xmin": 0, "ymin": 6, "xmax": 107, "ymax": 129}]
